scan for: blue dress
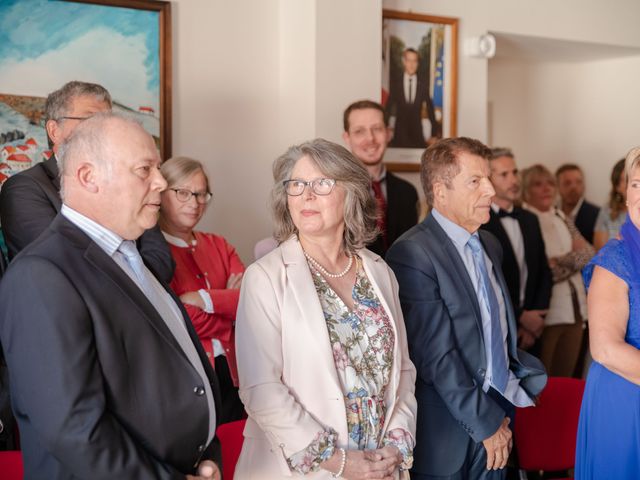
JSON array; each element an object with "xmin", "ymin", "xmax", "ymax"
[{"xmin": 575, "ymin": 239, "xmax": 640, "ymax": 479}]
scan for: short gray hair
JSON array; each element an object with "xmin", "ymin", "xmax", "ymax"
[
  {"xmin": 490, "ymin": 147, "xmax": 514, "ymax": 160},
  {"xmin": 45, "ymin": 81, "xmax": 112, "ymax": 122},
  {"xmin": 271, "ymin": 138, "xmax": 378, "ymax": 254},
  {"xmin": 57, "ymin": 112, "xmax": 142, "ymax": 200},
  {"xmin": 161, "ymin": 156, "xmax": 211, "ymax": 192}
]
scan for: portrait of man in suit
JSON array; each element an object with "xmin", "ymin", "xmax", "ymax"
[
  {"xmin": 0, "ymin": 113, "xmax": 221, "ymax": 479},
  {"xmin": 386, "ymin": 48, "xmax": 441, "ymax": 148},
  {"xmin": 387, "ymin": 137, "xmax": 546, "ymax": 480}
]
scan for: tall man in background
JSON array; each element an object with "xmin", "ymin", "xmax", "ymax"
[
  {"xmin": 387, "ymin": 137, "xmax": 546, "ymax": 479},
  {"xmin": 556, "ymin": 163, "xmax": 600, "ymax": 244},
  {"xmin": 343, "ymin": 100, "xmax": 418, "ymax": 256},
  {"xmin": 0, "ymin": 113, "xmax": 220, "ymax": 479},
  {"xmin": 386, "ymin": 48, "xmax": 440, "ymax": 148},
  {"xmin": 482, "ymin": 148, "xmax": 551, "ymax": 354}
]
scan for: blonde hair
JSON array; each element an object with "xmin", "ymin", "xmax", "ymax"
[
  {"xmin": 160, "ymin": 156, "xmax": 211, "ymax": 191},
  {"xmin": 520, "ymin": 164, "xmax": 555, "ymax": 204}
]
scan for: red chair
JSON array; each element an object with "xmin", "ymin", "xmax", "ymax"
[
  {"xmin": 514, "ymin": 376, "xmax": 586, "ymax": 479},
  {"xmin": 0, "ymin": 450, "xmax": 23, "ymax": 480},
  {"xmin": 216, "ymin": 419, "xmax": 246, "ymax": 479}
]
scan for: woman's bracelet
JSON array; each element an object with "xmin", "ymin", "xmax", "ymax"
[{"xmin": 331, "ymin": 448, "xmax": 347, "ymax": 478}]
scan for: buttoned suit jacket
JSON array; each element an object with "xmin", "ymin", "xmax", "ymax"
[
  {"xmin": 0, "ymin": 215, "xmax": 221, "ymax": 479},
  {"xmin": 573, "ymin": 200, "xmax": 600, "ymax": 245},
  {"xmin": 368, "ymin": 172, "xmax": 419, "ymax": 257},
  {"xmin": 0, "ymin": 156, "xmax": 174, "ymax": 282},
  {"xmin": 234, "ymin": 236, "xmax": 417, "ymax": 479},
  {"xmin": 386, "ymin": 75, "xmax": 440, "ymax": 148},
  {"xmin": 480, "ymin": 207, "xmax": 552, "ymax": 319},
  {"xmin": 386, "ymin": 214, "xmax": 547, "ymax": 477}
]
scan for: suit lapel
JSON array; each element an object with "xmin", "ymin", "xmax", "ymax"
[
  {"xmin": 425, "ymin": 216, "xmax": 483, "ymax": 323},
  {"xmin": 280, "ymin": 238, "xmax": 343, "ymax": 391},
  {"xmin": 53, "ymin": 216, "xmax": 193, "ymax": 365},
  {"xmin": 44, "ymin": 156, "xmax": 62, "ymax": 208}
]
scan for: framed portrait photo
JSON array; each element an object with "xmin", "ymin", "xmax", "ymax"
[
  {"xmin": 0, "ymin": 0, "xmax": 171, "ymax": 187},
  {"xmin": 382, "ymin": 10, "xmax": 458, "ymax": 171}
]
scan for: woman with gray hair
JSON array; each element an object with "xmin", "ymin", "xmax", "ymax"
[{"xmin": 235, "ymin": 138, "xmax": 416, "ymax": 479}]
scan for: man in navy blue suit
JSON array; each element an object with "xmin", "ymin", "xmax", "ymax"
[{"xmin": 387, "ymin": 137, "xmax": 546, "ymax": 479}]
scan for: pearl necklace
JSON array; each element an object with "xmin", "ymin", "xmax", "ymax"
[{"xmin": 303, "ymin": 251, "xmax": 353, "ymax": 278}]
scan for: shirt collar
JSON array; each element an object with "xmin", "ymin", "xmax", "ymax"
[
  {"xmin": 162, "ymin": 230, "xmax": 196, "ymax": 248},
  {"xmin": 60, "ymin": 204, "xmax": 122, "ymax": 257},
  {"xmin": 431, "ymin": 207, "xmax": 474, "ymax": 249}
]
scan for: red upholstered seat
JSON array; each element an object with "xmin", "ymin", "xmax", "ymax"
[
  {"xmin": 514, "ymin": 376, "xmax": 585, "ymax": 479},
  {"xmin": 216, "ymin": 419, "xmax": 246, "ymax": 479},
  {"xmin": 0, "ymin": 450, "xmax": 23, "ymax": 480}
]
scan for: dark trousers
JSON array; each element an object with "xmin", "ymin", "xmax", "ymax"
[
  {"xmin": 214, "ymin": 355, "xmax": 245, "ymax": 424},
  {"xmin": 412, "ymin": 389, "xmax": 515, "ymax": 480}
]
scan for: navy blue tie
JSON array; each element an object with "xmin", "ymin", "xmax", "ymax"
[{"xmin": 467, "ymin": 234, "xmax": 509, "ymax": 393}]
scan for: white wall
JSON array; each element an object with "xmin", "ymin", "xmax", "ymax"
[
  {"xmin": 169, "ymin": 0, "xmax": 640, "ymax": 261},
  {"xmin": 489, "ymin": 55, "xmax": 640, "ymax": 204}
]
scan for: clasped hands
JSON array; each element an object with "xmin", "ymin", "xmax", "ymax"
[
  {"xmin": 322, "ymin": 445, "xmax": 403, "ymax": 480},
  {"xmin": 517, "ymin": 309, "xmax": 547, "ymax": 349}
]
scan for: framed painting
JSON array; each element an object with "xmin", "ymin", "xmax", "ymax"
[
  {"xmin": 0, "ymin": 0, "xmax": 171, "ymax": 186},
  {"xmin": 382, "ymin": 10, "xmax": 458, "ymax": 171}
]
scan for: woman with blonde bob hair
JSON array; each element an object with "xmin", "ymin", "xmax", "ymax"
[
  {"xmin": 159, "ymin": 156, "xmax": 245, "ymax": 424},
  {"xmin": 235, "ymin": 138, "xmax": 417, "ymax": 479}
]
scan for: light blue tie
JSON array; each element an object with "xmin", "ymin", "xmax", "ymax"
[
  {"xmin": 118, "ymin": 240, "xmax": 155, "ymax": 297},
  {"xmin": 467, "ymin": 234, "xmax": 509, "ymax": 393}
]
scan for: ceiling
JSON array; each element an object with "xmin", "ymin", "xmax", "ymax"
[{"xmin": 491, "ymin": 32, "xmax": 640, "ymax": 62}]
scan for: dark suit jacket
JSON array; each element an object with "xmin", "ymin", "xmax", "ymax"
[
  {"xmin": 386, "ymin": 74, "xmax": 440, "ymax": 148},
  {"xmin": 481, "ymin": 207, "xmax": 552, "ymax": 320},
  {"xmin": 0, "ymin": 156, "xmax": 174, "ymax": 282},
  {"xmin": 0, "ymin": 215, "xmax": 221, "ymax": 479},
  {"xmin": 386, "ymin": 214, "xmax": 547, "ymax": 477},
  {"xmin": 368, "ymin": 172, "xmax": 418, "ymax": 257},
  {"xmin": 574, "ymin": 200, "xmax": 600, "ymax": 244}
]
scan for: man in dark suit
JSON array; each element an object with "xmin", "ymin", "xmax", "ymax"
[
  {"xmin": 343, "ymin": 100, "xmax": 418, "ymax": 256},
  {"xmin": 556, "ymin": 163, "xmax": 600, "ymax": 244},
  {"xmin": 0, "ymin": 113, "xmax": 221, "ymax": 479},
  {"xmin": 387, "ymin": 137, "xmax": 547, "ymax": 479},
  {"xmin": 0, "ymin": 81, "xmax": 173, "ymax": 282},
  {"xmin": 386, "ymin": 48, "xmax": 440, "ymax": 148},
  {"xmin": 482, "ymin": 148, "xmax": 552, "ymax": 354}
]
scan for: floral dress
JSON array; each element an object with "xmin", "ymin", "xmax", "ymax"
[{"xmin": 287, "ymin": 257, "xmax": 413, "ymax": 474}]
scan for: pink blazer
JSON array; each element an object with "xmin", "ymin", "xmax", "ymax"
[{"xmin": 235, "ymin": 236, "xmax": 416, "ymax": 479}]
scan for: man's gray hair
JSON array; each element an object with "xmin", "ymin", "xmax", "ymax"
[
  {"xmin": 57, "ymin": 112, "xmax": 142, "ymax": 201},
  {"xmin": 489, "ymin": 147, "xmax": 514, "ymax": 161},
  {"xmin": 270, "ymin": 138, "xmax": 378, "ymax": 254},
  {"xmin": 45, "ymin": 81, "xmax": 112, "ymax": 122}
]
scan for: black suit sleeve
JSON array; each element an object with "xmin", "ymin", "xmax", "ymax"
[
  {"xmin": 529, "ymin": 216, "xmax": 552, "ymax": 310},
  {"xmin": 0, "ymin": 174, "xmax": 57, "ymax": 260},
  {"xmin": 0, "ymin": 256, "xmax": 185, "ymax": 479},
  {"xmin": 386, "ymin": 240, "xmax": 504, "ymax": 442},
  {"xmin": 138, "ymin": 225, "xmax": 175, "ymax": 284}
]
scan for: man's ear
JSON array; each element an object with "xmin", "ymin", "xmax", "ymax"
[
  {"xmin": 76, "ymin": 162, "xmax": 99, "ymax": 193},
  {"xmin": 342, "ymin": 131, "xmax": 351, "ymax": 149},
  {"xmin": 433, "ymin": 181, "xmax": 446, "ymax": 206},
  {"xmin": 45, "ymin": 119, "xmax": 60, "ymax": 146}
]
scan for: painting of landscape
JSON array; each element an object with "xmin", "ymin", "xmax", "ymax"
[{"xmin": 0, "ymin": 0, "xmax": 168, "ymax": 186}]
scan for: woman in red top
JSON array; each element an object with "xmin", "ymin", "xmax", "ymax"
[{"xmin": 159, "ymin": 156, "xmax": 245, "ymax": 423}]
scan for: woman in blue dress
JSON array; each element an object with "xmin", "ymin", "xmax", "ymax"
[{"xmin": 575, "ymin": 146, "xmax": 640, "ymax": 479}]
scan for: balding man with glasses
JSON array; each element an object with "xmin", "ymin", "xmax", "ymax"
[{"xmin": 0, "ymin": 81, "xmax": 173, "ymax": 282}]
